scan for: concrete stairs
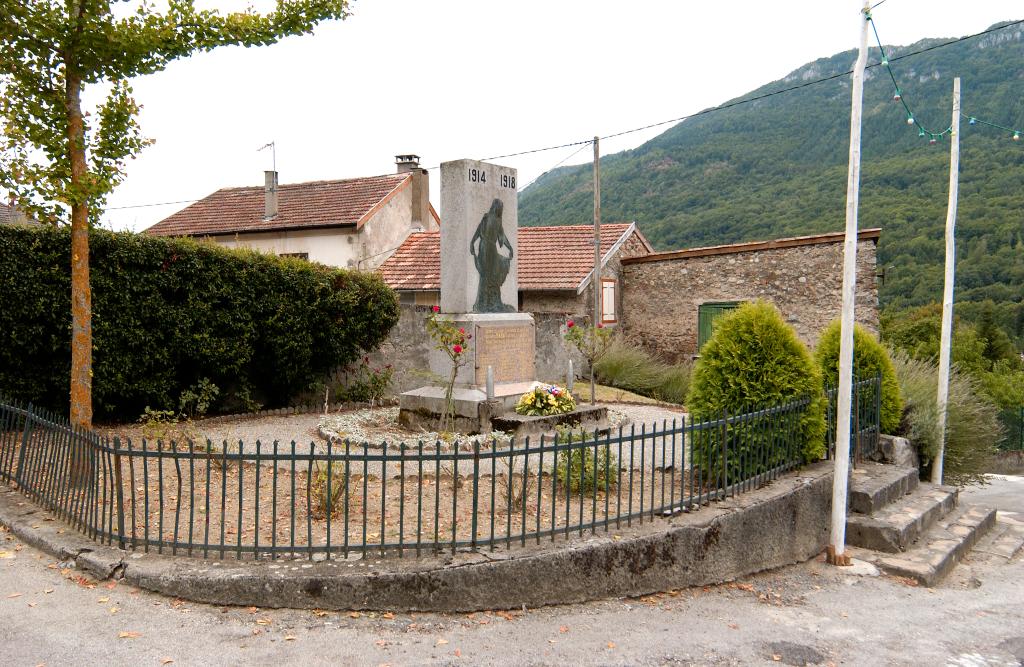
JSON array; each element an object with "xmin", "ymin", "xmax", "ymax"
[{"xmin": 845, "ymin": 462, "xmax": 1003, "ymax": 586}]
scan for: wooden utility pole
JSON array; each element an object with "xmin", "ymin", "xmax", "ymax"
[
  {"xmin": 591, "ymin": 136, "xmax": 601, "ymax": 405},
  {"xmin": 933, "ymin": 77, "xmax": 961, "ymax": 484},
  {"xmin": 828, "ymin": 1, "xmax": 870, "ymax": 567}
]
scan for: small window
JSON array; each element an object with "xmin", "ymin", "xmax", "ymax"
[
  {"xmin": 279, "ymin": 252, "xmax": 309, "ymax": 260},
  {"xmin": 601, "ymin": 278, "xmax": 617, "ymax": 324},
  {"xmin": 697, "ymin": 301, "xmax": 740, "ymax": 350}
]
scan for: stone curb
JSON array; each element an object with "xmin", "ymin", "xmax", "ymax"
[{"xmin": 0, "ymin": 463, "xmax": 834, "ymax": 612}]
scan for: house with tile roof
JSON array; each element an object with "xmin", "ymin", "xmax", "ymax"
[
  {"xmin": 0, "ymin": 203, "xmax": 40, "ymax": 226},
  {"xmin": 378, "ymin": 222, "xmax": 653, "ymax": 385},
  {"xmin": 144, "ymin": 155, "xmax": 438, "ymax": 270},
  {"xmin": 379, "ymin": 222, "xmax": 653, "ymax": 317}
]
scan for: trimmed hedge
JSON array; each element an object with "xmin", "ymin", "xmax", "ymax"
[
  {"xmin": 814, "ymin": 320, "xmax": 903, "ymax": 434},
  {"xmin": 687, "ymin": 301, "xmax": 827, "ymax": 477},
  {"xmin": 0, "ymin": 225, "xmax": 399, "ymax": 419}
]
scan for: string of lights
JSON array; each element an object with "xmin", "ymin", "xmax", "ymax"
[{"xmin": 869, "ymin": 14, "xmax": 1022, "ymax": 144}]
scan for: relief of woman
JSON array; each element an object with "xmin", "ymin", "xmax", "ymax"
[{"xmin": 470, "ymin": 198, "xmax": 515, "ymax": 312}]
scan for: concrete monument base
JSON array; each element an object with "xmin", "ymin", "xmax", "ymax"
[{"xmin": 400, "ymin": 311, "xmax": 541, "ymax": 433}]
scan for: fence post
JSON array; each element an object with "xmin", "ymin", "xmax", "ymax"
[
  {"xmin": 112, "ymin": 437, "xmax": 126, "ymax": 550},
  {"xmin": 719, "ymin": 409, "xmax": 728, "ymax": 501},
  {"xmin": 14, "ymin": 402, "xmax": 35, "ymax": 489},
  {"xmin": 470, "ymin": 439, "xmax": 480, "ymax": 551},
  {"xmin": 853, "ymin": 380, "xmax": 861, "ymax": 468}
]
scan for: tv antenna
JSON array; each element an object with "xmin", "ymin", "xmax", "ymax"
[{"xmin": 257, "ymin": 141, "xmax": 276, "ymax": 172}]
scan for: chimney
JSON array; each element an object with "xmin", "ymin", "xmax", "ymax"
[
  {"xmin": 264, "ymin": 170, "xmax": 278, "ymax": 220},
  {"xmin": 395, "ymin": 154, "xmax": 420, "ymax": 173}
]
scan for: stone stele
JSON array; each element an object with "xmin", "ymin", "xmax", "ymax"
[{"xmin": 440, "ymin": 158, "xmax": 519, "ymax": 314}]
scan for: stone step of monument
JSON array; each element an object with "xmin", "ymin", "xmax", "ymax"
[
  {"xmin": 846, "ymin": 484, "xmax": 958, "ymax": 553},
  {"xmin": 847, "ymin": 462, "xmax": 919, "ymax": 515},
  {"xmin": 868, "ymin": 505, "xmax": 998, "ymax": 587}
]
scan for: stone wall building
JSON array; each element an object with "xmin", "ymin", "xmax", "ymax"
[
  {"xmin": 620, "ymin": 228, "xmax": 881, "ymax": 361},
  {"xmin": 144, "ymin": 155, "xmax": 437, "ymax": 270}
]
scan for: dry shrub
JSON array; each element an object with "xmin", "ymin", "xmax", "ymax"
[{"xmin": 891, "ymin": 349, "xmax": 1001, "ymax": 485}]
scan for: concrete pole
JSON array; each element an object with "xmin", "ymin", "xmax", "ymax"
[
  {"xmin": 591, "ymin": 136, "xmax": 601, "ymax": 405},
  {"xmin": 933, "ymin": 77, "xmax": 961, "ymax": 485},
  {"xmin": 828, "ymin": 1, "xmax": 870, "ymax": 567}
]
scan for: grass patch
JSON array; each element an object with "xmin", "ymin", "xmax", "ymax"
[{"xmin": 591, "ymin": 338, "xmax": 692, "ymax": 406}]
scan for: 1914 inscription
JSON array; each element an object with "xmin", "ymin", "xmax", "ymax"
[{"xmin": 474, "ymin": 324, "xmax": 534, "ymax": 386}]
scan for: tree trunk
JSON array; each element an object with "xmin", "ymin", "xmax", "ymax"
[{"xmin": 66, "ymin": 71, "xmax": 93, "ymax": 431}]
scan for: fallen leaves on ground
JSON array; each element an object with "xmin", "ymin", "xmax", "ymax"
[
  {"xmin": 160, "ymin": 659, "xmax": 174, "ymax": 665},
  {"xmin": 0, "ymin": 550, "xmax": 15, "ymax": 559},
  {"xmin": 349, "ymin": 611, "xmax": 361, "ymax": 619},
  {"xmin": 118, "ymin": 631, "xmax": 142, "ymax": 639},
  {"xmin": 435, "ymin": 638, "xmax": 449, "ymax": 646},
  {"xmin": 284, "ymin": 635, "xmax": 297, "ymax": 641},
  {"xmin": 7, "ymin": 592, "xmax": 23, "ymax": 598},
  {"xmin": 559, "ymin": 625, "xmax": 569, "ymax": 633},
  {"xmin": 607, "ymin": 641, "xmax": 616, "ymax": 649}
]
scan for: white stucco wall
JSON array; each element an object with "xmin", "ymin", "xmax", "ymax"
[
  {"xmin": 213, "ymin": 227, "xmax": 358, "ymax": 267},
  {"xmin": 209, "ymin": 174, "xmax": 434, "ymax": 270}
]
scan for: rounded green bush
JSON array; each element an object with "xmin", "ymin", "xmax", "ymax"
[
  {"xmin": 687, "ymin": 301, "xmax": 827, "ymax": 467},
  {"xmin": 814, "ymin": 320, "xmax": 903, "ymax": 434}
]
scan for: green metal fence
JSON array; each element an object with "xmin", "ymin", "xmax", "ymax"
[
  {"xmin": 824, "ymin": 375, "xmax": 883, "ymax": 463},
  {"xmin": 0, "ymin": 389, "xmax": 875, "ymax": 560}
]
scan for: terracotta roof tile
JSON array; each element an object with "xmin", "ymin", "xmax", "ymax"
[
  {"xmin": 379, "ymin": 223, "xmax": 639, "ymax": 291},
  {"xmin": 144, "ymin": 173, "xmax": 411, "ymax": 237},
  {"xmin": 0, "ymin": 204, "xmax": 39, "ymax": 225}
]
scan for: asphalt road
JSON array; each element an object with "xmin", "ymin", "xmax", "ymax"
[{"xmin": 0, "ymin": 476, "xmax": 1021, "ymax": 667}]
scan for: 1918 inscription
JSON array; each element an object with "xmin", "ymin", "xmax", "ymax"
[{"xmin": 474, "ymin": 324, "xmax": 534, "ymax": 386}]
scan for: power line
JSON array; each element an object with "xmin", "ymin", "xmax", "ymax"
[
  {"xmin": 599, "ymin": 17, "xmax": 1024, "ymax": 144},
  {"xmin": 106, "ymin": 198, "xmax": 200, "ymax": 210},
  {"xmin": 109, "ymin": 15, "xmax": 1024, "ymax": 210},
  {"xmin": 518, "ymin": 141, "xmax": 595, "ymax": 191}
]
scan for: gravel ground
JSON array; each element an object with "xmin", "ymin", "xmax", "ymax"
[{"xmin": 100, "ymin": 402, "xmax": 688, "ymax": 449}]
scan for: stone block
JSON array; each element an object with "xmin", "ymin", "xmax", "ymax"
[{"xmin": 440, "ymin": 159, "xmax": 518, "ymax": 314}]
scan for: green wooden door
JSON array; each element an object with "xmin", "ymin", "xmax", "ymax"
[{"xmin": 697, "ymin": 302, "xmax": 740, "ymax": 351}]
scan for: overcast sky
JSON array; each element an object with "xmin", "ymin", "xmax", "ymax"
[{"xmin": 81, "ymin": 0, "xmax": 1022, "ymax": 232}]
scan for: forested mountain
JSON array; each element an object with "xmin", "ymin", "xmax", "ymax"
[{"xmin": 520, "ymin": 22, "xmax": 1024, "ymax": 343}]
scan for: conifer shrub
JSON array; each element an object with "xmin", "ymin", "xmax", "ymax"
[
  {"xmin": 687, "ymin": 301, "xmax": 826, "ymax": 481},
  {"xmin": 814, "ymin": 320, "xmax": 903, "ymax": 434},
  {"xmin": 0, "ymin": 225, "xmax": 399, "ymax": 419}
]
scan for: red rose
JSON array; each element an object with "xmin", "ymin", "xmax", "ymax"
[
  {"xmin": 459, "ymin": 327, "xmax": 465, "ymax": 334},
  {"xmin": 597, "ymin": 322, "xmax": 604, "ymax": 328},
  {"xmin": 567, "ymin": 320, "xmax": 575, "ymax": 328},
  {"xmin": 432, "ymin": 305, "xmax": 440, "ymax": 312},
  {"xmin": 453, "ymin": 344, "xmax": 463, "ymax": 354}
]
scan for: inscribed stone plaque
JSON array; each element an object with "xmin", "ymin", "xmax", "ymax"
[
  {"xmin": 474, "ymin": 324, "xmax": 534, "ymax": 386},
  {"xmin": 440, "ymin": 159, "xmax": 518, "ymax": 314}
]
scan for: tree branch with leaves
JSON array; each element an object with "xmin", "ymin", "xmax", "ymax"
[{"xmin": 0, "ymin": 0, "xmax": 350, "ymax": 429}]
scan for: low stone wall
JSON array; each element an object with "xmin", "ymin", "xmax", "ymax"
[{"xmin": 113, "ymin": 462, "xmax": 833, "ymax": 612}]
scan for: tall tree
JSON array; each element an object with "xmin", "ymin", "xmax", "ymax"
[{"xmin": 0, "ymin": 0, "xmax": 350, "ymax": 428}]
